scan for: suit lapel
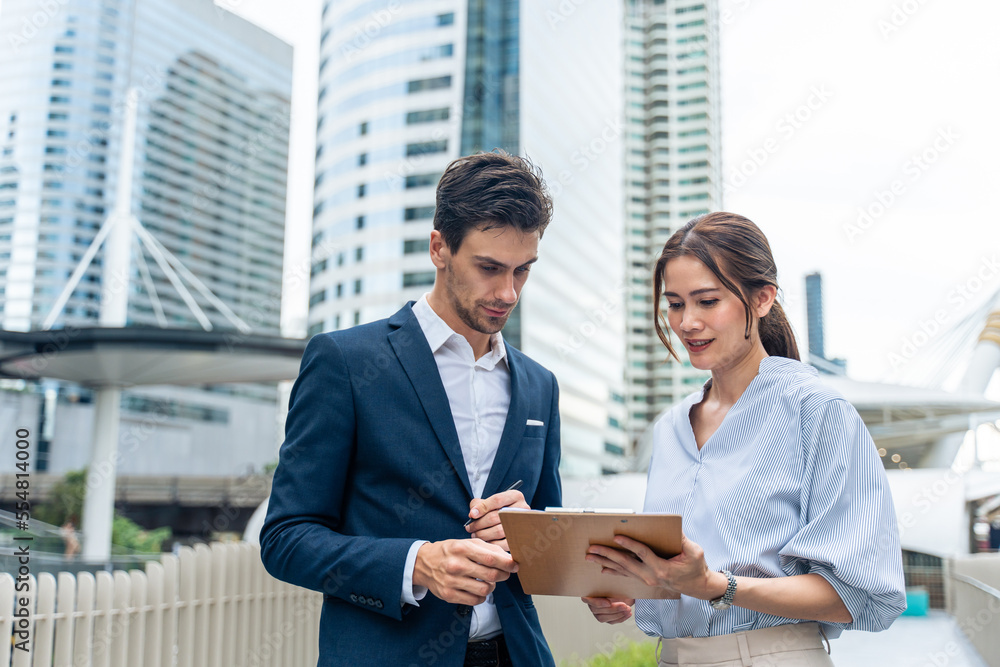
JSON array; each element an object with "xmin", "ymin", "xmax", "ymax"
[
  {"xmin": 388, "ymin": 307, "xmax": 474, "ymax": 498},
  {"xmin": 481, "ymin": 344, "xmax": 529, "ymax": 497}
]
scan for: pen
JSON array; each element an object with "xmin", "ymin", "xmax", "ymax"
[{"xmin": 464, "ymin": 479, "xmax": 523, "ymax": 527}]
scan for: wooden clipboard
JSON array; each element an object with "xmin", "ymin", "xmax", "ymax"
[{"xmin": 499, "ymin": 509, "xmax": 682, "ymax": 599}]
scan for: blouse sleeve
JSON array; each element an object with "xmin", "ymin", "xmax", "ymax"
[{"xmin": 778, "ymin": 397, "xmax": 907, "ymax": 632}]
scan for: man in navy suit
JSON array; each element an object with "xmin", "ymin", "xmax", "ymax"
[{"xmin": 261, "ymin": 151, "xmax": 561, "ymax": 666}]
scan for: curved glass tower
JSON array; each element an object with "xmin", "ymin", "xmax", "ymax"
[{"xmin": 312, "ymin": 0, "xmax": 627, "ymax": 475}]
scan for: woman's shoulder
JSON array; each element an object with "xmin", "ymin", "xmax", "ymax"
[{"xmin": 756, "ymin": 356, "xmax": 848, "ymax": 416}]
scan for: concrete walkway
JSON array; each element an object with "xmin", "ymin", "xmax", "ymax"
[{"xmin": 832, "ymin": 611, "xmax": 988, "ymax": 667}]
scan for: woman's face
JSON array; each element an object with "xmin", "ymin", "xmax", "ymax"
[{"xmin": 662, "ymin": 254, "xmax": 761, "ymax": 373}]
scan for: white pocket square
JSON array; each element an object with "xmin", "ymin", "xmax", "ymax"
[{"xmin": 526, "ymin": 419, "xmax": 544, "ymax": 426}]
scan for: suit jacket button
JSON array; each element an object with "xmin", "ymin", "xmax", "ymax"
[
  {"xmin": 457, "ymin": 605, "xmax": 470, "ymax": 616},
  {"xmin": 375, "ymin": 599, "xmax": 384, "ymax": 609},
  {"xmin": 366, "ymin": 597, "xmax": 375, "ymax": 606},
  {"xmin": 350, "ymin": 594, "xmax": 358, "ymax": 603}
]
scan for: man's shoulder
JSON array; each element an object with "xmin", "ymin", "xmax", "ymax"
[{"xmin": 310, "ymin": 305, "xmax": 413, "ymax": 351}]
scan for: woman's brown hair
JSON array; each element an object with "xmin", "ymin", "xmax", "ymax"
[{"xmin": 652, "ymin": 212, "xmax": 799, "ymax": 361}]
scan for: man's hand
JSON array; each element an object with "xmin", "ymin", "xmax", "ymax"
[
  {"xmin": 581, "ymin": 597, "xmax": 635, "ymax": 624},
  {"xmin": 465, "ymin": 489, "xmax": 530, "ymax": 551},
  {"xmin": 413, "ymin": 539, "xmax": 519, "ymax": 605}
]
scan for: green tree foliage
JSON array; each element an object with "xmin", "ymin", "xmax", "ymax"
[
  {"xmin": 560, "ymin": 641, "xmax": 658, "ymax": 667},
  {"xmin": 111, "ymin": 515, "xmax": 172, "ymax": 554},
  {"xmin": 34, "ymin": 468, "xmax": 172, "ymax": 553},
  {"xmin": 33, "ymin": 468, "xmax": 86, "ymax": 525}
]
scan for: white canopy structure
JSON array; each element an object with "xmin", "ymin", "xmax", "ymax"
[{"xmin": 0, "ymin": 91, "xmax": 306, "ymax": 561}]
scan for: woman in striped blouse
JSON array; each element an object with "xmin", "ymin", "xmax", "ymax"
[{"xmin": 582, "ymin": 212, "xmax": 906, "ymax": 666}]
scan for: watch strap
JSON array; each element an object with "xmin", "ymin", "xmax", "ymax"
[{"xmin": 711, "ymin": 569, "xmax": 737, "ymax": 609}]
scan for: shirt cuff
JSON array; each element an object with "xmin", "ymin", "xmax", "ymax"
[{"xmin": 401, "ymin": 540, "xmax": 430, "ymax": 606}]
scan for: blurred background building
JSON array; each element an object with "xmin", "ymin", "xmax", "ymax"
[
  {"xmin": 622, "ymin": 0, "xmax": 722, "ymax": 448},
  {"xmin": 309, "ymin": 0, "xmax": 629, "ymax": 475},
  {"xmin": 0, "ymin": 0, "xmax": 292, "ymax": 533},
  {"xmin": 804, "ymin": 271, "xmax": 847, "ymax": 374}
]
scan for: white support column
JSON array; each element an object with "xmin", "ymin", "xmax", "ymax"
[
  {"xmin": 82, "ymin": 88, "xmax": 139, "ymax": 561},
  {"xmin": 99, "ymin": 88, "xmax": 139, "ymax": 328},
  {"xmin": 959, "ymin": 311, "xmax": 1000, "ymax": 395},
  {"xmin": 81, "ymin": 386, "xmax": 121, "ymax": 560}
]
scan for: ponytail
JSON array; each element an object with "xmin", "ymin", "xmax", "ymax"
[{"xmin": 758, "ymin": 302, "xmax": 799, "ymax": 360}]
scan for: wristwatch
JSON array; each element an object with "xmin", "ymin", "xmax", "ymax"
[{"xmin": 710, "ymin": 569, "xmax": 737, "ymax": 610}]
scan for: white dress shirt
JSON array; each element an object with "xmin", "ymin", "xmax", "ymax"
[{"xmin": 400, "ymin": 294, "xmax": 512, "ymax": 640}]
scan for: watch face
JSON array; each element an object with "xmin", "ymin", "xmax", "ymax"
[{"xmin": 710, "ymin": 599, "xmax": 730, "ymax": 610}]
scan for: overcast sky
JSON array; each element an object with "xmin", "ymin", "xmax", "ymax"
[{"xmin": 228, "ymin": 0, "xmax": 1000, "ymax": 397}]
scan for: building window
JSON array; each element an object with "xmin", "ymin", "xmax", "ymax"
[
  {"xmin": 605, "ymin": 442, "xmax": 625, "ymax": 456},
  {"xmin": 403, "ymin": 238, "xmax": 430, "ymax": 255},
  {"xmin": 358, "ymin": 152, "xmax": 367, "ymax": 166},
  {"xmin": 403, "ymin": 271, "xmax": 435, "ymax": 287},
  {"xmin": 405, "ymin": 205, "xmax": 435, "ymax": 221},
  {"xmin": 359, "ymin": 121, "xmax": 368, "ymax": 136},
  {"xmin": 355, "ymin": 247, "xmax": 363, "ymax": 261},
  {"xmin": 353, "ymin": 279, "xmax": 362, "ymax": 295},
  {"xmin": 406, "ymin": 140, "xmax": 448, "ymax": 157},
  {"xmin": 405, "ymin": 173, "xmax": 439, "ymax": 189},
  {"xmin": 407, "ymin": 108, "xmax": 450, "ymax": 124},
  {"xmin": 437, "ymin": 12, "xmax": 455, "ymax": 26},
  {"xmin": 357, "ymin": 183, "xmax": 366, "ymax": 198},
  {"xmin": 356, "ymin": 215, "xmax": 365, "ymax": 229},
  {"xmin": 309, "ymin": 290, "xmax": 327, "ymax": 307},
  {"xmin": 353, "ymin": 310, "xmax": 361, "ymax": 325},
  {"xmin": 407, "ymin": 76, "xmax": 451, "ymax": 94},
  {"xmin": 336, "ymin": 283, "xmax": 343, "ymax": 297}
]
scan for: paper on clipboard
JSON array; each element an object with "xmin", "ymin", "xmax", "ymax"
[{"xmin": 499, "ymin": 509, "xmax": 682, "ymax": 599}]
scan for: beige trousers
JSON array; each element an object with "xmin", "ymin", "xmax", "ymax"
[{"xmin": 657, "ymin": 623, "xmax": 835, "ymax": 667}]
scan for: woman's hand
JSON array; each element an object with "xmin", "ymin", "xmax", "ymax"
[
  {"xmin": 581, "ymin": 596, "xmax": 636, "ymax": 624},
  {"xmin": 585, "ymin": 534, "xmax": 726, "ymax": 601}
]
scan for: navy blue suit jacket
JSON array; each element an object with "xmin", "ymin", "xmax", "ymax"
[{"xmin": 260, "ymin": 303, "xmax": 561, "ymax": 666}]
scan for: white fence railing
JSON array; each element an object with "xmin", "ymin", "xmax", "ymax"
[
  {"xmin": 948, "ymin": 553, "xmax": 1000, "ymax": 667},
  {"xmin": 0, "ymin": 542, "xmax": 321, "ymax": 667}
]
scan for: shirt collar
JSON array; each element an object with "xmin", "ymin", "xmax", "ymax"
[{"xmin": 412, "ymin": 294, "xmax": 508, "ymax": 367}]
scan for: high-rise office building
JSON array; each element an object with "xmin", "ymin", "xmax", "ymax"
[
  {"xmin": 622, "ymin": 0, "xmax": 722, "ymax": 447},
  {"xmin": 805, "ymin": 271, "xmax": 846, "ymax": 374},
  {"xmin": 805, "ymin": 271, "xmax": 825, "ymax": 360},
  {"xmin": 0, "ymin": 0, "xmax": 293, "ymax": 478},
  {"xmin": 311, "ymin": 0, "xmax": 627, "ymax": 475},
  {"xmin": 0, "ymin": 0, "xmax": 291, "ymax": 334}
]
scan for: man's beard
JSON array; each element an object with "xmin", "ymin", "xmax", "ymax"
[{"xmin": 446, "ymin": 269, "xmax": 514, "ymax": 335}]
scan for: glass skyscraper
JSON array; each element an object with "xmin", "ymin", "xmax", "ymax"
[
  {"xmin": 0, "ymin": 0, "xmax": 291, "ymax": 334},
  {"xmin": 0, "ymin": 0, "xmax": 294, "ymax": 479},
  {"xmin": 311, "ymin": 0, "xmax": 627, "ymax": 475},
  {"xmin": 622, "ymin": 0, "xmax": 722, "ymax": 448}
]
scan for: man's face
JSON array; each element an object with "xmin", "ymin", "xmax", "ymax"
[{"xmin": 430, "ymin": 225, "xmax": 539, "ymax": 339}]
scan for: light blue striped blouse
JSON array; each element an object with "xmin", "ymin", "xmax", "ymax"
[{"xmin": 635, "ymin": 357, "xmax": 906, "ymax": 639}]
